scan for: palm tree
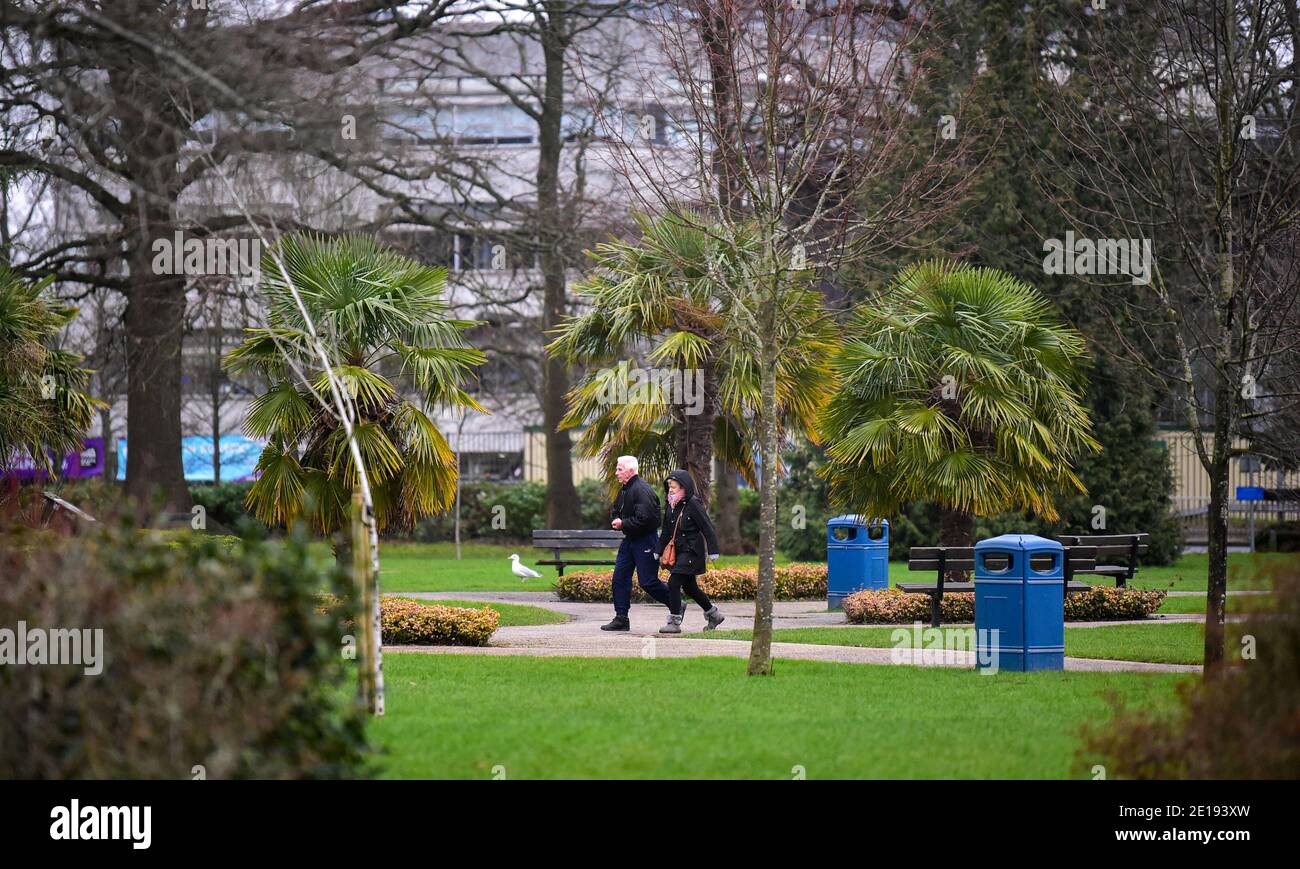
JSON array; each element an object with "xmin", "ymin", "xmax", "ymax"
[
  {"xmin": 548, "ymin": 211, "xmax": 834, "ymax": 502},
  {"xmin": 225, "ymin": 234, "xmax": 486, "ymax": 542},
  {"xmin": 820, "ymin": 260, "xmax": 1100, "ymax": 559},
  {"xmin": 0, "ymin": 267, "xmax": 101, "ymax": 475}
]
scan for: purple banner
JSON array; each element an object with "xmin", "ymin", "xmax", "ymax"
[{"xmin": 6, "ymin": 438, "xmax": 105, "ymax": 480}]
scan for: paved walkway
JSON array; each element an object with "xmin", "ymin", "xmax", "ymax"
[{"xmin": 389, "ymin": 592, "xmax": 1205, "ymax": 674}]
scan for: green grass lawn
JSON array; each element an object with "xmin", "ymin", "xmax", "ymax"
[
  {"xmin": 680, "ymin": 622, "xmax": 1247, "ymax": 666},
  {"xmin": 1156, "ymin": 592, "xmax": 1274, "ymax": 615},
  {"xmin": 376, "ymin": 541, "xmax": 1296, "ymax": 594},
  {"xmin": 367, "ymin": 653, "xmax": 1185, "ymax": 778},
  {"xmin": 391, "ymin": 596, "xmax": 569, "ymax": 627}
]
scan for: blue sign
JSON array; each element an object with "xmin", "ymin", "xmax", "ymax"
[
  {"xmin": 1237, "ymin": 486, "xmax": 1265, "ymax": 501},
  {"xmin": 117, "ymin": 435, "xmax": 264, "ymax": 482}
]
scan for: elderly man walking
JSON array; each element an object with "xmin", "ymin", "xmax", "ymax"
[{"xmin": 601, "ymin": 455, "xmax": 674, "ymax": 631}]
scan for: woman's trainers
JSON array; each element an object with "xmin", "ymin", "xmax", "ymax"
[{"xmin": 703, "ymin": 606, "xmax": 725, "ymax": 631}]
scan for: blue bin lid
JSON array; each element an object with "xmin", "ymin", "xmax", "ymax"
[
  {"xmin": 975, "ymin": 533, "xmax": 1062, "ymax": 552},
  {"xmin": 827, "ymin": 515, "xmax": 888, "ymax": 528}
]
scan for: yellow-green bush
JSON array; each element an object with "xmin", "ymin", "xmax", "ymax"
[
  {"xmin": 841, "ymin": 585, "xmax": 1166, "ymax": 624},
  {"xmin": 553, "ymin": 564, "xmax": 827, "ymax": 602},
  {"xmin": 320, "ymin": 595, "xmax": 499, "ymax": 646},
  {"xmin": 841, "ymin": 588, "xmax": 975, "ymax": 624}
]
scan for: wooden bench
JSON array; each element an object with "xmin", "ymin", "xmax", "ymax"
[
  {"xmin": 899, "ymin": 545, "xmax": 1097, "ymax": 628},
  {"xmin": 1054, "ymin": 533, "xmax": 1148, "ymax": 588},
  {"xmin": 532, "ymin": 529, "xmax": 626, "ymax": 577}
]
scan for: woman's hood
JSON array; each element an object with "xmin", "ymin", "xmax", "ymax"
[{"xmin": 664, "ymin": 469, "xmax": 696, "ymax": 502}]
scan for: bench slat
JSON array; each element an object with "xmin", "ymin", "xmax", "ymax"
[
  {"xmin": 909, "ymin": 559, "xmax": 1094, "ymax": 571},
  {"xmin": 1080, "ymin": 545, "xmax": 1149, "ymax": 557},
  {"xmin": 908, "ymin": 559, "xmax": 975, "ymax": 571},
  {"xmin": 909, "ymin": 547, "xmax": 977, "ymax": 559},
  {"xmin": 533, "ymin": 530, "xmax": 624, "ymax": 540},
  {"xmin": 1056, "ymin": 534, "xmax": 1148, "ymax": 546},
  {"xmin": 899, "ymin": 581, "xmax": 1093, "ymax": 594},
  {"xmin": 536, "ymin": 559, "xmax": 619, "ymax": 566},
  {"xmin": 532, "ymin": 539, "xmax": 624, "ymax": 549}
]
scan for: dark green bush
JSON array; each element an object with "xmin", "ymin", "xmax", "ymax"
[
  {"xmin": 406, "ymin": 481, "xmax": 547, "ymax": 542},
  {"xmin": 190, "ymin": 481, "xmax": 261, "ymax": 532},
  {"xmin": 1256, "ymin": 520, "xmax": 1300, "ymax": 553},
  {"xmin": 775, "ymin": 439, "xmax": 833, "ymax": 562},
  {"xmin": 0, "ymin": 522, "xmax": 370, "ymax": 779}
]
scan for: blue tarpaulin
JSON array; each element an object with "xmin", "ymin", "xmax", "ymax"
[{"xmin": 116, "ymin": 435, "xmax": 264, "ymax": 482}]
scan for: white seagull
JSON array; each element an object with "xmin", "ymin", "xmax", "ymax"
[{"xmin": 510, "ymin": 553, "xmax": 541, "ymax": 581}]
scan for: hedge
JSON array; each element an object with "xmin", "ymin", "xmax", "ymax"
[
  {"xmin": 0, "ymin": 524, "xmax": 369, "ymax": 779},
  {"xmin": 841, "ymin": 586, "xmax": 1166, "ymax": 624},
  {"xmin": 554, "ymin": 564, "xmax": 827, "ymax": 602},
  {"xmin": 319, "ymin": 595, "xmax": 499, "ymax": 646}
]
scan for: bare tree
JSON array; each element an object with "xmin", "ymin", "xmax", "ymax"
[
  {"xmin": 1035, "ymin": 0, "xmax": 1300, "ymax": 673},
  {"xmin": 0, "ymin": 0, "xmax": 454, "ymax": 509}
]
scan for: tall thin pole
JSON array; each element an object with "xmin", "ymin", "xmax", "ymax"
[{"xmin": 353, "ymin": 485, "xmax": 382, "ymax": 714}]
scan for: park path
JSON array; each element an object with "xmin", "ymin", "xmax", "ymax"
[{"xmin": 389, "ymin": 592, "xmax": 1207, "ymax": 674}]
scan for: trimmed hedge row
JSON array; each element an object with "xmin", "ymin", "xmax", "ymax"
[
  {"xmin": 842, "ymin": 588, "xmax": 974, "ymax": 624},
  {"xmin": 554, "ymin": 564, "xmax": 828, "ymax": 602},
  {"xmin": 1063, "ymin": 587, "xmax": 1168, "ymax": 621},
  {"xmin": 841, "ymin": 586, "xmax": 1166, "ymax": 624},
  {"xmin": 319, "ymin": 595, "xmax": 499, "ymax": 646}
]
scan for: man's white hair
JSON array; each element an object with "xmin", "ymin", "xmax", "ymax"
[{"xmin": 616, "ymin": 455, "xmax": 639, "ymax": 474}]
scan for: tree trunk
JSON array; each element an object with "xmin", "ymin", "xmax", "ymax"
[
  {"xmin": 714, "ymin": 455, "xmax": 743, "ymax": 553},
  {"xmin": 1202, "ymin": 0, "xmax": 1235, "ymax": 677},
  {"xmin": 100, "ymin": 407, "xmax": 116, "ymax": 484},
  {"xmin": 111, "ymin": 33, "xmax": 189, "ymax": 514},
  {"xmin": 673, "ymin": 360, "xmax": 715, "ymax": 506},
  {"xmin": 537, "ymin": 13, "xmax": 580, "ymax": 528},
  {"xmin": 1203, "ymin": 444, "xmax": 1230, "ymax": 676},
  {"xmin": 123, "ymin": 236, "xmax": 190, "ymax": 512},
  {"xmin": 938, "ymin": 507, "xmax": 974, "ymax": 583},
  {"xmin": 747, "ymin": 348, "xmax": 779, "ymax": 676}
]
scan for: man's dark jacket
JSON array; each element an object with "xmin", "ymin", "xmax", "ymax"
[{"xmin": 611, "ymin": 474, "xmax": 660, "ymax": 538}]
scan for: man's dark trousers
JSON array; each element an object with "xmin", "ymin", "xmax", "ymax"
[{"xmin": 612, "ymin": 531, "xmax": 672, "ymax": 616}]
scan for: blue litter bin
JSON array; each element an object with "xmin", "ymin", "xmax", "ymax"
[
  {"xmin": 826, "ymin": 515, "xmax": 888, "ymax": 610},
  {"xmin": 974, "ymin": 534, "xmax": 1065, "ymax": 672}
]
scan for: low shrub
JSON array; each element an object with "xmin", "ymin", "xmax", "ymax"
[
  {"xmin": 840, "ymin": 585, "xmax": 1166, "ymax": 624},
  {"xmin": 319, "ymin": 595, "xmax": 499, "ymax": 646},
  {"xmin": 0, "ymin": 522, "xmax": 369, "ymax": 779},
  {"xmin": 553, "ymin": 564, "xmax": 827, "ymax": 602},
  {"xmin": 841, "ymin": 588, "xmax": 975, "ymax": 624},
  {"xmin": 1063, "ymin": 587, "xmax": 1167, "ymax": 621}
]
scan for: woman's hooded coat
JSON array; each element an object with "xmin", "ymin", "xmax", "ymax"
[{"xmin": 657, "ymin": 470, "xmax": 720, "ymax": 576}]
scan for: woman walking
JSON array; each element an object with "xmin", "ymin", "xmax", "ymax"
[{"xmin": 656, "ymin": 470, "xmax": 726, "ymax": 634}]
